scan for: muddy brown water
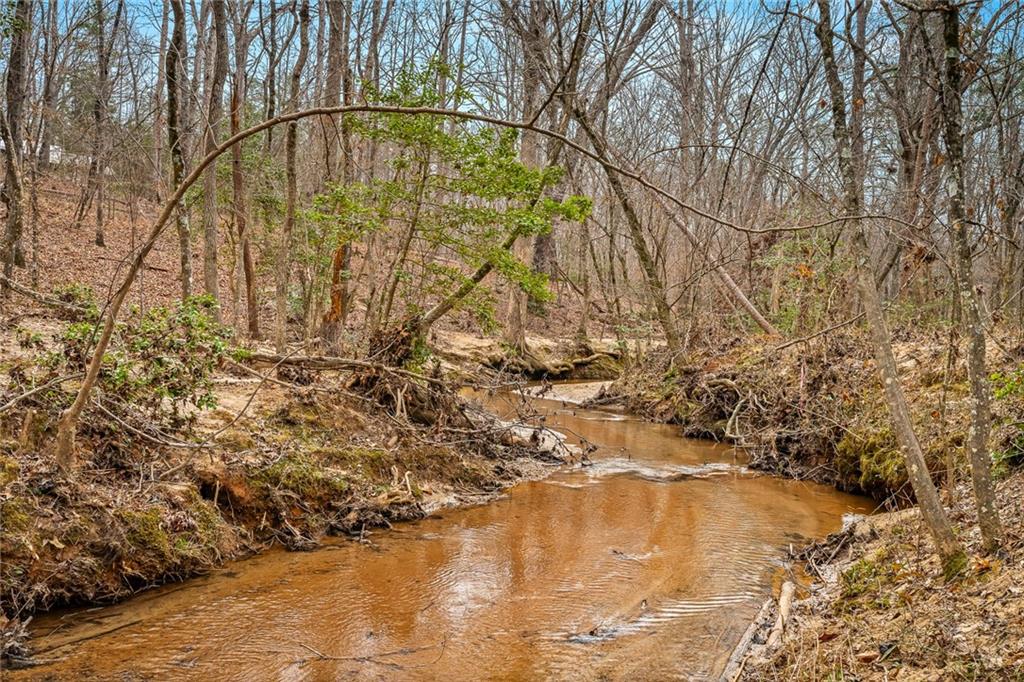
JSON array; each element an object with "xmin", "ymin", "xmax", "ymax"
[{"xmin": 12, "ymin": 388, "xmax": 872, "ymax": 681}]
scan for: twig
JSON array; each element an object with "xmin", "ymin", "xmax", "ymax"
[
  {"xmin": 92, "ymin": 399, "xmax": 205, "ymax": 449},
  {"xmin": 30, "ymin": 618, "xmax": 144, "ymax": 656},
  {"xmin": 0, "ymin": 373, "xmax": 83, "ymax": 414},
  {"xmin": 212, "ymin": 343, "xmax": 310, "ymax": 438},
  {"xmin": 297, "ymin": 640, "xmax": 442, "ymax": 664}
]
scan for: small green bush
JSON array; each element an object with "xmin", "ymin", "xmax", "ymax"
[{"xmin": 50, "ymin": 295, "xmax": 232, "ymax": 422}]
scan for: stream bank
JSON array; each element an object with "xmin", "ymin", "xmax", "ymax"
[
  {"xmin": 735, "ymin": 470, "xmax": 1024, "ymax": 680},
  {"xmin": 4, "ymin": 389, "xmax": 871, "ymax": 680},
  {"xmin": 0, "ymin": 371, "xmax": 567, "ymax": 665},
  {"xmin": 591, "ymin": 330, "xmax": 1024, "ymax": 502}
]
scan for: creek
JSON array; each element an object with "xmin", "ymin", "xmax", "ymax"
[{"xmin": 14, "ymin": 384, "xmax": 871, "ymax": 680}]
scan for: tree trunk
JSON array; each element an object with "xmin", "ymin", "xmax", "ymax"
[
  {"xmin": 274, "ymin": 0, "xmax": 310, "ymax": 352},
  {"xmin": 168, "ymin": 0, "xmax": 192, "ymax": 300},
  {"xmin": 152, "ymin": 0, "xmax": 169, "ymax": 201},
  {"xmin": 201, "ymin": 0, "xmax": 229, "ymax": 320},
  {"xmin": 38, "ymin": 0, "xmax": 58, "ymax": 171},
  {"xmin": 320, "ymin": 0, "xmax": 353, "ymax": 352},
  {"xmin": 1, "ymin": 0, "xmax": 31, "ymax": 292},
  {"xmin": 574, "ymin": 111, "xmax": 682, "ymax": 356},
  {"xmin": 814, "ymin": 0, "xmax": 965, "ymax": 579},
  {"xmin": 230, "ymin": 1, "xmax": 258, "ymax": 338},
  {"xmin": 937, "ymin": 0, "xmax": 1003, "ymax": 553}
]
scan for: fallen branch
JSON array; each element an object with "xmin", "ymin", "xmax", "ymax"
[
  {"xmin": 720, "ymin": 580, "xmax": 796, "ymax": 681},
  {"xmin": 765, "ymin": 581, "xmax": 796, "ymax": 649},
  {"xmin": 297, "ymin": 639, "xmax": 442, "ymax": 664},
  {"xmin": 245, "ymin": 352, "xmax": 444, "ymax": 386},
  {"xmin": 29, "ymin": 618, "xmax": 143, "ymax": 656},
  {"xmin": 0, "ymin": 275, "xmax": 87, "ymax": 314},
  {"xmin": 92, "ymin": 399, "xmax": 205, "ymax": 450},
  {"xmin": 720, "ymin": 597, "xmax": 774, "ymax": 681},
  {"xmin": 212, "ymin": 344, "xmax": 311, "ymax": 438},
  {"xmin": 0, "ymin": 373, "xmax": 83, "ymax": 414}
]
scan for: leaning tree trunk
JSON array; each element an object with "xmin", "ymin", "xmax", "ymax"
[
  {"xmin": 938, "ymin": 0, "xmax": 1003, "ymax": 553},
  {"xmin": 814, "ymin": 0, "xmax": 965, "ymax": 579},
  {"xmin": 574, "ymin": 111, "xmax": 682, "ymax": 356}
]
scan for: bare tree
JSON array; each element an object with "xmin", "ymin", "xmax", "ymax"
[
  {"xmin": 319, "ymin": 0, "xmax": 352, "ymax": 352},
  {"xmin": 274, "ymin": 0, "xmax": 310, "ymax": 351},
  {"xmin": 814, "ymin": 0, "xmax": 965, "ymax": 578},
  {"xmin": 201, "ymin": 0, "xmax": 229, "ymax": 320},
  {"xmin": 230, "ymin": 0, "xmax": 259, "ymax": 338},
  {"xmin": 72, "ymin": 0, "xmax": 125, "ymax": 246},
  {"xmin": 1, "ymin": 0, "xmax": 33, "ymax": 291},
  {"xmin": 936, "ymin": 0, "xmax": 1003, "ymax": 554},
  {"xmin": 167, "ymin": 0, "xmax": 191, "ymax": 300}
]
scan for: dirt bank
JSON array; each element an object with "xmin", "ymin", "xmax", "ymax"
[
  {"xmin": 734, "ymin": 470, "xmax": 1024, "ymax": 680},
  {"xmin": 0, "ymin": 337, "xmax": 566, "ymax": 664},
  {"xmin": 591, "ymin": 330, "xmax": 1024, "ymax": 501}
]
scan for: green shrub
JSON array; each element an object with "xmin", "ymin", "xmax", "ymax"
[{"xmin": 48, "ymin": 295, "xmax": 232, "ymax": 424}]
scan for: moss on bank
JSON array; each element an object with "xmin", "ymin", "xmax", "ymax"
[{"xmin": 740, "ymin": 472, "xmax": 1024, "ymax": 680}]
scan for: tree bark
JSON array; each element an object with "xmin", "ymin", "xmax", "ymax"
[
  {"xmin": 937, "ymin": 0, "xmax": 1003, "ymax": 553},
  {"xmin": 274, "ymin": 0, "xmax": 310, "ymax": 352},
  {"xmin": 230, "ymin": 0, "xmax": 258, "ymax": 338},
  {"xmin": 503, "ymin": 0, "xmax": 547, "ymax": 354},
  {"xmin": 574, "ymin": 111, "xmax": 683, "ymax": 356},
  {"xmin": 168, "ymin": 0, "xmax": 192, "ymax": 300},
  {"xmin": 320, "ymin": 0, "xmax": 353, "ymax": 352},
  {"xmin": 814, "ymin": 0, "xmax": 965, "ymax": 579},
  {"xmin": 152, "ymin": 0, "xmax": 170, "ymax": 201},
  {"xmin": 2, "ymin": 0, "xmax": 32, "ymax": 290},
  {"xmin": 201, "ymin": 0, "xmax": 229, "ymax": 320},
  {"xmin": 38, "ymin": 0, "xmax": 58, "ymax": 171}
]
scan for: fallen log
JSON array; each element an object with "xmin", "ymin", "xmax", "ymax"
[
  {"xmin": 765, "ymin": 581, "xmax": 796, "ymax": 649},
  {"xmin": 719, "ymin": 580, "xmax": 796, "ymax": 682},
  {"xmin": 720, "ymin": 597, "xmax": 773, "ymax": 682},
  {"xmin": 497, "ymin": 420, "xmax": 579, "ymax": 460},
  {"xmin": 0, "ymin": 274, "xmax": 87, "ymax": 314}
]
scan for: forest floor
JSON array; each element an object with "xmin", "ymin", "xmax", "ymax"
[
  {"xmin": 737, "ymin": 471, "xmax": 1024, "ymax": 681},
  {"xmin": 10, "ymin": 173, "xmax": 626, "ymax": 345}
]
